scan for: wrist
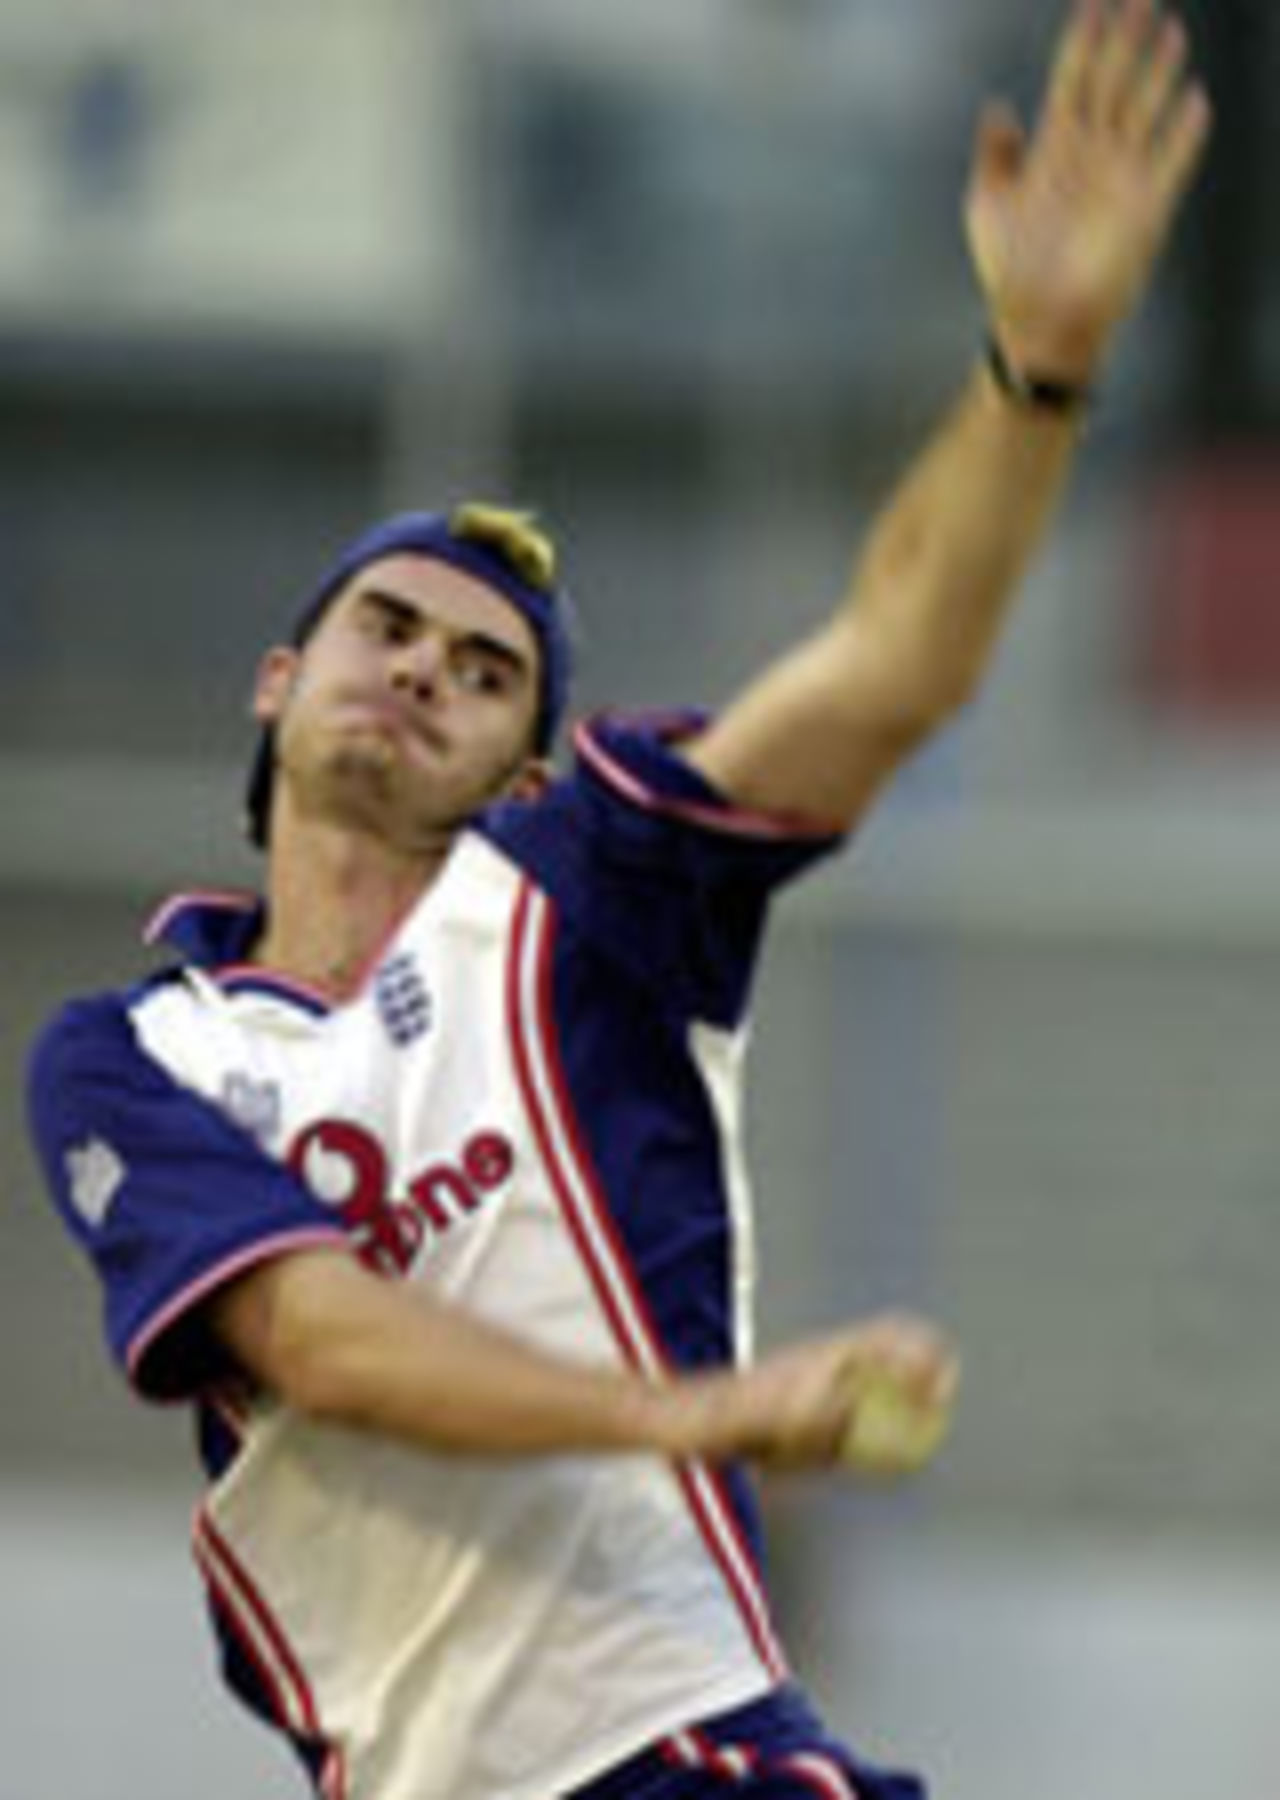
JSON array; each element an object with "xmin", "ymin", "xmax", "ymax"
[
  {"xmin": 982, "ymin": 331, "xmax": 1096, "ymax": 419},
  {"xmin": 644, "ymin": 1372, "xmax": 723, "ymax": 1460}
]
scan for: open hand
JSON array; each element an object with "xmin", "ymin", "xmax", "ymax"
[{"xmin": 965, "ymin": 0, "xmax": 1212, "ymax": 382}]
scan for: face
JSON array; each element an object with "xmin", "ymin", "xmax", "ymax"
[{"xmin": 253, "ymin": 554, "xmax": 547, "ymax": 852}]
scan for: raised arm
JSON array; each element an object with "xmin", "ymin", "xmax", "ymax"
[
  {"xmin": 685, "ymin": 0, "xmax": 1211, "ymax": 828},
  {"xmin": 210, "ymin": 1245, "xmax": 957, "ymax": 1477}
]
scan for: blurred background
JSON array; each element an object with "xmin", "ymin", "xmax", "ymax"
[{"xmin": 2, "ymin": 0, "xmax": 1279, "ymax": 1795}]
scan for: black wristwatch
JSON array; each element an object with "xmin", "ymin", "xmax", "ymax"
[{"xmin": 984, "ymin": 332, "xmax": 1095, "ymax": 418}]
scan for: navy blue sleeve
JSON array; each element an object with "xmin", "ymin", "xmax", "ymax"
[
  {"xmin": 480, "ymin": 710, "xmax": 845, "ymax": 1027},
  {"xmin": 26, "ymin": 991, "xmax": 347, "ymax": 1402}
]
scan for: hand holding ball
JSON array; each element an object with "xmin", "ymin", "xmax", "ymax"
[{"xmin": 840, "ymin": 1360, "xmax": 957, "ymax": 1479}]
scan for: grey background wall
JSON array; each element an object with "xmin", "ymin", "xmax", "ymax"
[{"xmin": 3, "ymin": 2, "xmax": 1280, "ymax": 1797}]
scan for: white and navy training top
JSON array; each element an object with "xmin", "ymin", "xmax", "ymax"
[{"xmin": 28, "ymin": 712, "xmax": 841, "ymax": 1800}]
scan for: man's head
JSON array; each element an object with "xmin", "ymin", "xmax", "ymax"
[{"xmin": 245, "ymin": 503, "xmax": 574, "ymax": 851}]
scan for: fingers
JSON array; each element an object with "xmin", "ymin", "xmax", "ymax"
[
  {"xmin": 1046, "ymin": 0, "xmax": 1107, "ymax": 125},
  {"xmin": 970, "ymin": 100, "xmax": 1028, "ymax": 193},
  {"xmin": 1124, "ymin": 8, "xmax": 1191, "ymax": 144},
  {"xmin": 1109, "ymin": 2, "xmax": 1213, "ymax": 202},
  {"xmin": 1090, "ymin": 0, "xmax": 1162, "ymax": 133},
  {"xmin": 1151, "ymin": 72, "xmax": 1212, "ymax": 209},
  {"xmin": 841, "ymin": 1313, "xmax": 961, "ymax": 1409},
  {"xmin": 1046, "ymin": 0, "xmax": 1210, "ymax": 155}
]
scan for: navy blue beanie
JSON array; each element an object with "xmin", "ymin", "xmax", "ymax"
[{"xmin": 245, "ymin": 505, "xmax": 575, "ymax": 848}]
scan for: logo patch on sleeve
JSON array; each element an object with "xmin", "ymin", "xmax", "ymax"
[
  {"xmin": 221, "ymin": 1073, "xmax": 283, "ymax": 1145},
  {"xmin": 65, "ymin": 1137, "xmax": 126, "ymax": 1227}
]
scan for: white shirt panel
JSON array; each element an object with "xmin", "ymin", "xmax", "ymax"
[{"xmin": 131, "ymin": 833, "xmax": 773, "ymax": 1800}]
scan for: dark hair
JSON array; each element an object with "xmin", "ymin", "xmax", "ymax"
[{"xmin": 244, "ymin": 503, "xmax": 575, "ymax": 849}]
